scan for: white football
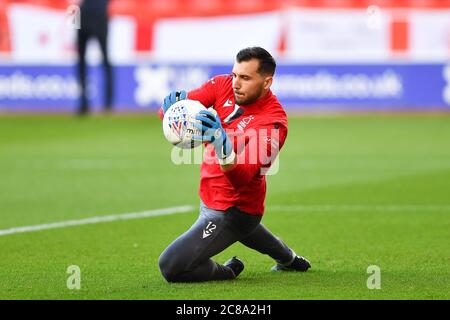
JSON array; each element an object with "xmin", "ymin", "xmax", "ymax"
[{"xmin": 162, "ymin": 99, "xmax": 207, "ymax": 149}]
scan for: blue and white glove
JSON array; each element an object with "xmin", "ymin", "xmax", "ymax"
[
  {"xmin": 193, "ymin": 110, "xmax": 236, "ymax": 165},
  {"xmin": 162, "ymin": 90, "xmax": 187, "ymax": 114}
]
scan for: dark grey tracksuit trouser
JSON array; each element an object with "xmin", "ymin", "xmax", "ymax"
[{"xmin": 158, "ymin": 202, "xmax": 294, "ymax": 282}]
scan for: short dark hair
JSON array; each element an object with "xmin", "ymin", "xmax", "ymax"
[{"xmin": 236, "ymin": 47, "xmax": 276, "ymax": 76}]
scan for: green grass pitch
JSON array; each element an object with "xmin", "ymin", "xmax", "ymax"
[{"xmin": 0, "ymin": 113, "xmax": 449, "ymax": 299}]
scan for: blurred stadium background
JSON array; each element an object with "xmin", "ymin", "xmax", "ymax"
[
  {"xmin": 0, "ymin": 0, "xmax": 449, "ymax": 300},
  {"xmin": 0, "ymin": 0, "xmax": 449, "ymax": 112}
]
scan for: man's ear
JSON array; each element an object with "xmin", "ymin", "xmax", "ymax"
[{"xmin": 263, "ymin": 76, "xmax": 273, "ymax": 90}]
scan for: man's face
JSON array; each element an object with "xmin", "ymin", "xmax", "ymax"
[{"xmin": 232, "ymin": 59, "xmax": 272, "ymax": 105}]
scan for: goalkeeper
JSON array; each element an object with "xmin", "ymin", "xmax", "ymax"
[{"xmin": 157, "ymin": 47, "xmax": 310, "ymax": 282}]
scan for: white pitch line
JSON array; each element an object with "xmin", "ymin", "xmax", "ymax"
[
  {"xmin": 268, "ymin": 204, "xmax": 450, "ymax": 212},
  {"xmin": 0, "ymin": 205, "xmax": 195, "ymax": 237},
  {"xmin": 1, "ymin": 204, "xmax": 448, "ymax": 237}
]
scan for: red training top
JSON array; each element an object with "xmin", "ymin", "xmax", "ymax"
[{"xmin": 160, "ymin": 74, "xmax": 288, "ymax": 215}]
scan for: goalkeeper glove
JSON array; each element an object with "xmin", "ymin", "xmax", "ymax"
[
  {"xmin": 162, "ymin": 90, "xmax": 187, "ymax": 114},
  {"xmin": 193, "ymin": 110, "xmax": 236, "ymax": 165}
]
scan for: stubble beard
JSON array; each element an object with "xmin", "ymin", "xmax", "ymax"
[{"xmin": 234, "ymin": 86, "xmax": 264, "ymax": 106}]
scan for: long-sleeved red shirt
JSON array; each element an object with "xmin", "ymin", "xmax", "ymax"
[{"xmin": 160, "ymin": 74, "xmax": 288, "ymax": 215}]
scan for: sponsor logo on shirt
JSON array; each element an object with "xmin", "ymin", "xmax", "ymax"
[{"xmin": 237, "ymin": 115, "xmax": 255, "ymax": 131}]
